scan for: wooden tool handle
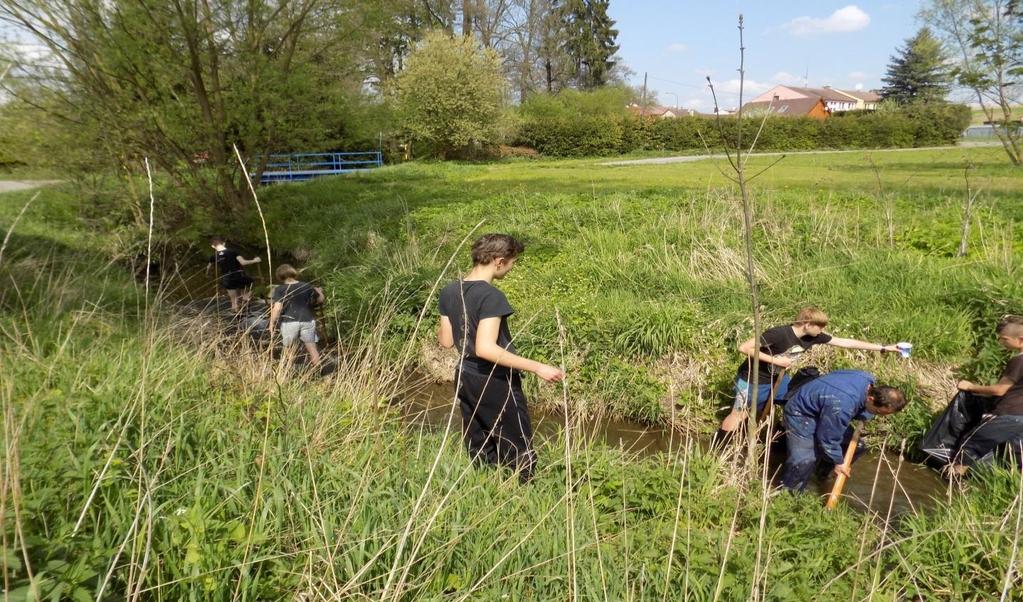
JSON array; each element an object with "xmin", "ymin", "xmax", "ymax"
[{"xmin": 825, "ymin": 421, "xmax": 864, "ymax": 510}]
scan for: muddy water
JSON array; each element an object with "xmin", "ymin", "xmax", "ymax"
[{"xmin": 403, "ymin": 380, "xmax": 948, "ymax": 515}]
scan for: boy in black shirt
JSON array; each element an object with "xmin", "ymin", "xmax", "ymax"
[
  {"xmin": 715, "ymin": 307, "xmax": 899, "ymax": 446},
  {"xmin": 437, "ymin": 233, "xmax": 564, "ymax": 483},
  {"xmin": 950, "ymin": 316, "xmax": 1023, "ymax": 474},
  {"xmin": 207, "ymin": 236, "xmax": 262, "ymax": 312},
  {"xmin": 269, "ymin": 264, "xmax": 325, "ymax": 368}
]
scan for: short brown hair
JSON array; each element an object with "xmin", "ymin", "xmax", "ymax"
[
  {"xmin": 997, "ymin": 315, "xmax": 1023, "ymax": 337},
  {"xmin": 276, "ymin": 263, "xmax": 298, "ymax": 280},
  {"xmin": 794, "ymin": 307, "xmax": 829, "ymax": 327},
  {"xmin": 471, "ymin": 233, "xmax": 525, "ymax": 266},
  {"xmin": 871, "ymin": 385, "xmax": 908, "ymax": 413},
  {"xmin": 209, "ymin": 235, "xmax": 225, "ymax": 245}
]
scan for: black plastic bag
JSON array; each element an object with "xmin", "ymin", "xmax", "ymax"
[{"xmin": 918, "ymin": 391, "xmax": 993, "ymax": 465}]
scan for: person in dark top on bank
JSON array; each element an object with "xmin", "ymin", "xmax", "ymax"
[
  {"xmin": 781, "ymin": 370, "xmax": 908, "ymax": 491},
  {"xmin": 207, "ymin": 236, "xmax": 262, "ymax": 312},
  {"xmin": 714, "ymin": 307, "xmax": 901, "ymax": 448},
  {"xmin": 437, "ymin": 233, "xmax": 564, "ymax": 483},
  {"xmin": 269, "ymin": 263, "xmax": 325, "ymax": 368},
  {"xmin": 949, "ymin": 316, "xmax": 1023, "ymax": 475}
]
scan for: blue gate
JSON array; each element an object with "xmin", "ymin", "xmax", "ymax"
[{"xmin": 259, "ymin": 151, "xmax": 383, "ymax": 184}]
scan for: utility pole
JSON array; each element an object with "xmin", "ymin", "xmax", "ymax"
[{"xmin": 641, "ymin": 71, "xmax": 648, "ymax": 107}]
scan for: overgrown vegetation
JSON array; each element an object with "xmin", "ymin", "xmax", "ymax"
[
  {"xmin": 2, "ymin": 184, "xmax": 1023, "ymax": 599},
  {"xmin": 240, "ymin": 147, "xmax": 1021, "ymax": 443}
]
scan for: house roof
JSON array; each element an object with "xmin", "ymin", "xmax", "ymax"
[
  {"xmin": 741, "ymin": 96, "xmax": 825, "ymax": 116},
  {"xmin": 840, "ymin": 89, "xmax": 882, "ymax": 102},
  {"xmin": 627, "ymin": 105, "xmax": 676, "ymax": 117},
  {"xmin": 779, "ymin": 86, "xmax": 857, "ymax": 103}
]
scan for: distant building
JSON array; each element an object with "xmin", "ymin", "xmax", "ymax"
[
  {"xmin": 627, "ymin": 104, "xmax": 701, "ymax": 118},
  {"xmin": 740, "ymin": 95, "xmax": 829, "ymax": 119},
  {"xmin": 750, "ymin": 85, "xmax": 881, "ymax": 112}
]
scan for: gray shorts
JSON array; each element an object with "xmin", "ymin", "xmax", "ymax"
[{"xmin": 280, "ymin": 320, "xmax": 317, "ymax": 345}]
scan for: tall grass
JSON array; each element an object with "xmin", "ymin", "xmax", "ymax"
[
  {"xmin": 1, "ymin": 246, "xmax": 1022, "ymax": 599},
  {"xmin": 256, "ymin": 172, "xmax": 1021, "ymax": 439}
]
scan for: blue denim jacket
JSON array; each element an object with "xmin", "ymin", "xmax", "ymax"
[{"xmin": 785, "ymin": 370, "xmax": 876, "ymax": 464}]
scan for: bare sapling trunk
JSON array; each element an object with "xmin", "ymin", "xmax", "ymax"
[
  {"xmin": 867, "ymin": 155, "xmax": 895, "ymax": 247},
  {"xmin": 958, "ymin": 162, "xmax": 982, "ymax": 257},
  {"xmin": 706, "ymin": 15, "xmax": 781, "ymax": 465},
  {"xmin": 705, "ymin": 15, "xmax": 787, "ymax": 599}
]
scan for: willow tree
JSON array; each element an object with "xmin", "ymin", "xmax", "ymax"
[{"xmin": 0, "ymin": 0, "xmax": 360, "ymax": 214}]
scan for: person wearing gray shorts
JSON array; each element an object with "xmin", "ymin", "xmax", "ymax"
[
  {"xmin": 269, "ymin": 264, "xmax": 325, "ymax": 367},
  {"xmin": 279, "ymin": 320, "xmax": 317, "ymax": 345}
]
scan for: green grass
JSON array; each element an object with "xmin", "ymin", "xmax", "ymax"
[
  {"xmin": 242, "ymin": 146, "xmax": 1023, "ymax": 437},
  {"xmin": 3, "ymin": 184, "xmax": 1023, "ymax": 599},
  {"xmin": 970, "ymin": 107, "xmax": 1022, "ymax": 125}
]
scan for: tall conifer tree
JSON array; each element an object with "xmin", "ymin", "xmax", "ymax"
[{"xmin": 881, "ymin": 27, "xmax": 951, "ymax": 104}]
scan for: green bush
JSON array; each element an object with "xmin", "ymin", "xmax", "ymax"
[{"xmin": 515, "ymin": 101, "xmax": 972, "ymax": 157}]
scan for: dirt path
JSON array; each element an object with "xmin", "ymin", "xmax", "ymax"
[
  {"xmin": 0, "ymin": 180, "xmax": 61, "ymax": 194},
  {"xmin": 601, "ymin": 141, "xmax": 1002, "ymax": 166}
]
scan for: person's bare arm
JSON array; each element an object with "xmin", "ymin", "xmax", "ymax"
[
  {"xmin": 738, "ymin": 337, "xmax": 793, "ymax": 369},
  {"xmin": 238, "ymin": 256, "xmax": 262, "ymax": 266},
  {"xmin": 313, "ymin": 287, "xmax": 325, "ymax": 305},
  {"xmin": 475, "ymin": 317, "xmax": 564, "ymax": 382},
  {"xmin": 958, "ymin": 376, "xmax": 1014, "ymax": 397},
  {"xmin": 828, "ymin": 337, "xmax": 898, "ymax": 353},
  {"xmin": 437, "ymin": 316, "xmax": 454, "ymax": 349},
  {"xmin": 269, "ymin": 302, "xmax": 282, "ymax": 336}
]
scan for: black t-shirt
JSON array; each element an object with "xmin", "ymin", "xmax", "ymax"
[
  {"xmin": 210, "ymin": 248, "xmax": 243, "ymax": 277},
  {"xmin": 993, "ymin": 354, "xmax": 1023, "ymax": 416},
  {"xmin": 735, "ymin": 324, "xmax": 833, "ymax": 383},
  {"xmin": 438, "ymin": 280, "xmax": 516, "ymax": 375},
  {"xmin": 271, "ymin": 281, "xmax": 318, "ymax": 322}
]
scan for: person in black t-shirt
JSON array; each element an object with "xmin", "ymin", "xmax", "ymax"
[
  {"xmin": 713, "ymin": 307, "xmax": 901, "ymax": 447},
  {"xmin": 950, "ymin": 316, "xmax": 1023, "ymax": 474},
  {"xmin": 437, "ymin": 233, "xmax": 564, "ymax": 483},
  {"xmin": 206, "ymin": 236, "xmax": 262, "ymax": 312},
  {"xmin": 269, "ymin": 263, "xmax": 325, "ymax": 368}
]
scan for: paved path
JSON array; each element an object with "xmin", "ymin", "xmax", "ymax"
[
  {"xmin": 0, "ymin": 180, "xmax": 61, "ymax": 194},
  {"xmin": 601, "ymin": 142, "xmax": 1002, "ymax": 166}
]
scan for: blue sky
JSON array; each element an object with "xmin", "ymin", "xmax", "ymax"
[{"xmin": 608, "ymin": 2, "xmax": 924, "ymax": 111}]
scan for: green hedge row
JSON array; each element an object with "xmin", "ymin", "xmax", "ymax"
[{"xmin": 515, "ymin": 103, "xmax": 972, "ymax": 157}]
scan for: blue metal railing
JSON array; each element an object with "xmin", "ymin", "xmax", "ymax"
[{"xmin": 258, "ymin": 151, "xmax": 383, "ymax": 184}]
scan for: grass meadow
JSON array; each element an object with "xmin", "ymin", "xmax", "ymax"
[{"xmin": 1, "ymin": 145, "xmax": 1023, "ymax": 599}]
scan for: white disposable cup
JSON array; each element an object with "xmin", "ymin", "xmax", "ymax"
[{"xmin": 896, "ymin": 342, "xmax": 913, "ymax": 358}]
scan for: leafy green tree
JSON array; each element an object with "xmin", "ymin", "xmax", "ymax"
[
  {"xmin": 880, "ymin": 27, "xmax": 952, "ymax": 104},
  {"xmin": 393, "ymin": 32, "xmax": 508, "ymax": 158},
  {"xmin": 924, "ymin": 0, "xmax": 1023, "ymax": 165},
  {"xmin": 0, "ymin": 0, "xmax": 367, "ymax": 215}
]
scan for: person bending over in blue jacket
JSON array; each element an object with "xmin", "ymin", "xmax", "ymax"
[{"xmin": 781, "ymin": 370, "xmax": 908, "ymax": 491}]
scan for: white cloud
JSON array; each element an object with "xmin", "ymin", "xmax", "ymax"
[
  {"xmin": 848, "ymin": 71, "xmax": 867, "ymax": 81},
  {"xmin": 772, "ymin": 71, "xmax": 804, "ymax": 86},
  {"xmin": 854, "ymin": 83, "xmax": 864, "ymax": 90},
  {"xmin": 685, "ymin": 98, "xmax": 705, "ymax": 109},
  {"xmin": 665, "ymin": 42, "xmax": 688, "ymax": 53},
  {"xmin": 783, "ymin": 5, "xmax": 870, "ymax": 36},
  {"xmin": 715, "ymin": 78, "xmax": 771, "ymax": 95}
]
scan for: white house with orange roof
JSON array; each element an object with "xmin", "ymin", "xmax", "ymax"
[{"xmin": 751, "ymin": 85, "xmax": 881, "ymax": 113}]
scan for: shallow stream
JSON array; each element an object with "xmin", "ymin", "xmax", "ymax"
[
  {"xmin": 161, "ymin": 260, "xmax": 948, "ymax": 516},
  {"xmin": 403, "ymin": 380, "xmax": 948, "ymax": 516}
]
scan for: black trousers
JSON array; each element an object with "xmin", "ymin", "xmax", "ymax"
[
  {"xmin": 455, "ymin": 368, "xmax": 536, "ymax": 483},
  {"xmin": 955, "ymin": 414, "xmax": 1023, "ymax": 467}
]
